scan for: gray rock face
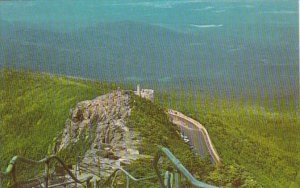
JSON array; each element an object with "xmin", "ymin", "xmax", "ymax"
[{"xmin": 55, "ymin": 91, "xmax": 142, "ymax": 178}]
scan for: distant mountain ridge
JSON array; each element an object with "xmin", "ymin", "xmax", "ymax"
[{"xmin": 0, "ymin": 20, "xmax": 298, "ymax": 103}]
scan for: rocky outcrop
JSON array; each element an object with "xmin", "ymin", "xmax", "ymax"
[{"xmin": 54, "ymin": 90, "xmax": 143, "ymax": 178}]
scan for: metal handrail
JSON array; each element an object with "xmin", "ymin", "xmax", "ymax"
[
  {"xmin": 0, "ymin": 155, "xmax": 92, "ymax": 188},
  {"xmin": 103, "ymin": 167, "xmax": 161, "ymax": 188},
  {"xmin": 1, "ymin": 146, "xmax": 219, "ymax": 188},
  {"xmin": 75, "ymin": 154, "xmax": 162, "ymax": 187},
  {"xmin": 153, "ymin": 146, "xmax": 218, "ymax": 188}
]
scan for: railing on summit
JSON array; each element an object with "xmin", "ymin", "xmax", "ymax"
[
  {"xmin": 153, "ymin": 145, "xmax": 218, "ymax": 188},
  {"xmin": 1, "ymin": 146, "xmax": 219, "ymax": 188},
  {"xmin": 0, "ymin": 155, "xmax": 92, "ymax": 188},
  {"xmin": 76, "ymin": 154, "xmax": 161, "ymax": 188}
]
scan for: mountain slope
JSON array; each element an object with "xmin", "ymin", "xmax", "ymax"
[
  {"xmin": 0, "ymin": 70, "xmax": 260, "ymax": 187},
  {"xmin": 160, "ymin": 93, "xmax": 300, "ymax": 187},
  {"xmin": 0, "ymin": 69, "xmax": 116, "ymax": 171}
]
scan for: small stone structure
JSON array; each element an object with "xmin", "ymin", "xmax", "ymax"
[{"xmin": 134, "ymin": 84, "xmax": 154, "ymax": 102}]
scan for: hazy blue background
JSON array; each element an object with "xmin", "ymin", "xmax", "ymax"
[{"xmin": 0, "ymin": 0, "xmax": 298, "ymax": 107}]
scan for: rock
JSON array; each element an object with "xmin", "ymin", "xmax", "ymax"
[
  {"xmin": 72, "ymin": 108, "xmax": 83, "ymax": 122},
  {"xmin": 53, "ymin": 91, "xmax": 143, "ymax": 179}
]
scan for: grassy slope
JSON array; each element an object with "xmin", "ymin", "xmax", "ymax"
[
  {"xmin": 125, "ymin": 95, "xmax": 260, "ymax": 187},
  {"xmin": 157, "ymin": 91, "xmax": 300, "ymax": 188},
  {"xmin": 0, "ymin": 69, "xmax": 116, "ymax": 173},
  {"xmin": 0, "ymin": 70, "xmax": 261, "ymax": 188},
  {"xmin": 2, "ymin": 69, "xmax": 298, "ymax": 187}
]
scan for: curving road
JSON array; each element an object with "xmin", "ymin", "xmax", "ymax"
[{"xmin": 167, "ymin": 109, "xmax": 221, "ymax": 165}]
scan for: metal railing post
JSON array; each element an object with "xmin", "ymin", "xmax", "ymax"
[
  {"xmin": 164, "ymin": 171, "xmax": 170, "ymax": 188},
  {"xmin": 126, "ymin": 175, "xmax": 130, "ymax": 188},
  {"xmin": 153, "ymin": 146, "xmax": 218, "ymax": 188},
  {"xmin": 174, "ymin": 171, "xmax": 181, "ymax": 188},
  {"xmin": 93, "ymin": 178, "xmax": 97, "ymax": 188},
  {"xmin": 153, "ymin": 152, "xmax": 166, "ymax": 188}
]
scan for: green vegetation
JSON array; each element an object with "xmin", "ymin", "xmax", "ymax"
[
  {"xmin": 125, "ymin": 94, "xmax": 260, "ymax": 187},
  {"xmin": 157, "ymin": 90, "xmax": 300, "ymax": 188},
  {"xmin": 1, "ymin": 70, "xmax": 260, "ymax": 187},
  {"xmin": 1, "ymin": 69, "xmax": 298, "ymax": 188},
  {"xmin": 0, "ymin": 69, "xmax": 117, "ymax": 181}
]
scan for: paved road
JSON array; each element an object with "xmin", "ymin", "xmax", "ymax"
[{"xmin": 167, "ymin": 109, "xmax": 221, "ymax": 165}]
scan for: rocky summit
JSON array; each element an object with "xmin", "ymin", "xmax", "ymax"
[{"xmin": 52, "ymin": 90, "xmax": 143, "ymax": 178}]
